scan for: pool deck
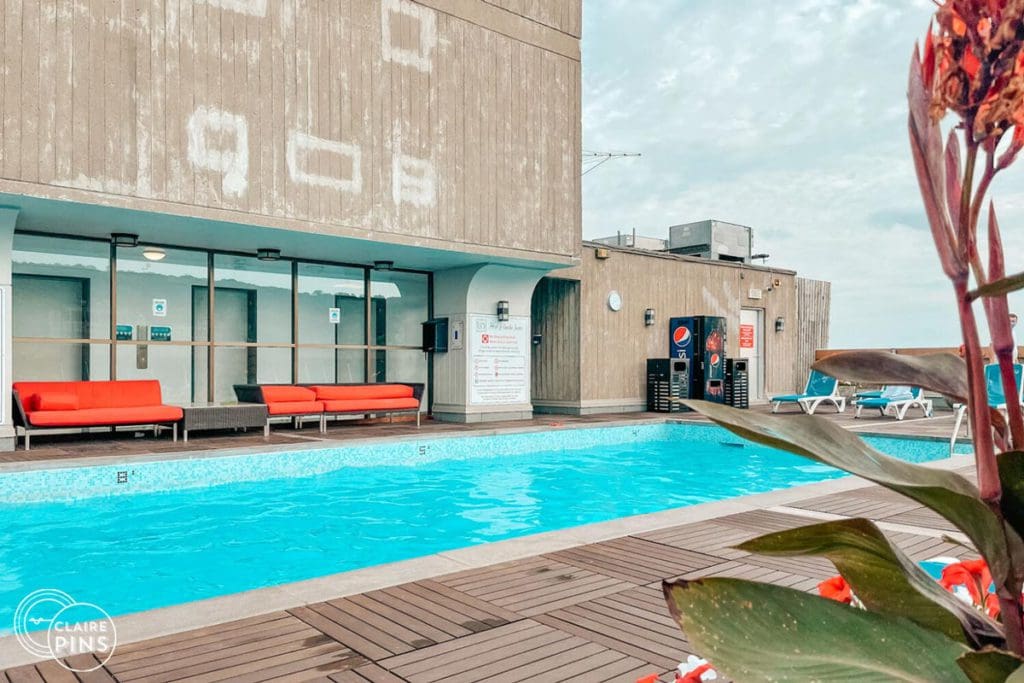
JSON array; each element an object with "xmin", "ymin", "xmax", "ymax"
[{"xmin": 0, "ymin": 406, "xmax": 974, "ymax": 681}]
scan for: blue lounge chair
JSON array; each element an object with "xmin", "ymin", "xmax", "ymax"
[
  {"xmin": 771, "ymin": 370, "xmax": 846, "ymax": 415},
  {"xmin": 855, "ymin": 385, "xmax": 932, "ymax": 420},
  {"xmin": 950, "ymin": 363, "xmax": 1024, "ymax": 454}
]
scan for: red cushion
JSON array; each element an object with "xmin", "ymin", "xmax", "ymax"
[
  {"xmin": 15, "ymin": 381, "xmax": 164, "ymax": 411},
  {"xmin": 27, "ymin": 405, "xmax": 183, "ymax": 427},
  {"xmin": 322, "ymin": 397, "xmax": 420, "ymax": 413},
  {"xmin": 311, "ymin": 384, "xmax": 414, "ymax": 400},
  {"xmin": 260, "ymin": 386, "xmax": 317, "ymax": 403},
  {"xmin": 266, "ymin": 401, "xmax": 324, "ymax": 416},
  {"xmin": 36, "ymin": 393, "xmax": 80, "ymax": 411}
]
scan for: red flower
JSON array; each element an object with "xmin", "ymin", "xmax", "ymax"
[
  {"xmin": 940, "ymin": 559, "xmax": 994, "ymax": 607},
  {"xmin": 677, "ymin": 663, "xmax": 714, "ymax": 683},
  {"xmin": 817, "ymin": 575, "xmax": 852, "ymax": 604}
]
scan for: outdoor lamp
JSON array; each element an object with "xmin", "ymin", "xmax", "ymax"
[
  {"xmin": 644, "ymin": 308, "xmax": 655, "ymax": 326},
  {"xmin": 374, "ymin": 260, "xmax": 395, "ymax": 271},
  {"xmin": 497, "ymin": 300, "xmax": 510, "ymax": 321},
  {"xmin": 775, "ymin": 317, "xmax": 785, "ymax": 333},
  {"xmin": 142, "ymin": 247, "xmax": 167, "ymax": 262},
  {"xmin": 257, "ymin": 248, "xmax": 281, "ymax": 261},
  {"xmin": 112, "ymin": 233, "xmax": 139, "ymax": 247}
]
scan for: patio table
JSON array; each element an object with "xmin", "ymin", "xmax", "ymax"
[{"xmin": 180, "ymin": 403, "xmax": 268, "ymax": 443}]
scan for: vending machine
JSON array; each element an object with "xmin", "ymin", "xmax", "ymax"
[{"xmin": 668, "ymin": 316, "xmax": 727, "ymax": 403}]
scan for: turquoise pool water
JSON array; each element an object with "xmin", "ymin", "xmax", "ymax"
[{"xmin": 0, "ymin": 422, "xmax": 964, "ymax": 629}]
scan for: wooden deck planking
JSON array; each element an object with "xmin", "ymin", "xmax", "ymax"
[
  {"xmin": 435, "ymin": 558, "xmax": 634, "ymax": 617},
  {"xmin": 535, "ymin": 586, "xmax": 691, "ymax": 671},
  {"xmin": 636, "ymin": 521, "xmax": 754, "ymax": 561},
  {"xmin": 545, "ymin": 536, "xmax": 722, "ymax": 584}
]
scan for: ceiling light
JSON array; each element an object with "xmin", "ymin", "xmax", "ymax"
[
  {"xmin": 112, "ymin": 233, "xmax": 139, "ymax": 247},
  {"xmin": 142, "ymin": 247, "xmax": 166, "ymax": 261},
  {"xmin": 257, "ymin": 248, "xmax": 281, "ymax": 261}
]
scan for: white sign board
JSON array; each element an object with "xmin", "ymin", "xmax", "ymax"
[
  {"xmin": 152, "ymin": 299, "xmax": 167, "ymax": 317},
  {"xmin": 468, "ymin": 315, "xmax": 529, "ymax": 405},
  {"xmin": 328, "ymin": 307, "xmax": 341, "ymax": 324}
]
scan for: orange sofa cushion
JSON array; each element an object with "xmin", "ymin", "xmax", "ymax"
[
  {"xmin": 322, "ymin": 397, "xmax": 420, "ymax": 413},
  {"xmin": 310, "ymin": 384, "xmax": 414, "ymax": 400},
  {"xmin": 36, "ymin": 393, "xmax": 80, "ymax": 411},
  {"xmin": 266, "ymin": 401, "xmax": 324, "ymax": 416},
  {"xmin": 27, "ymin": 405, "xmax": 184, "ymax": 428},
  {"xmin": 15, "ymin": 380, "xmax": 165, "ymax": 412},
  {"xmin": 260, "ymin": 386, "xmax": 317, "ymax": 403}
]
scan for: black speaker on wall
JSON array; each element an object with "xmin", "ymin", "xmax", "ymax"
[{"xmin": 422, "ymin": 318, "xmax": 449, "ymax": 353}]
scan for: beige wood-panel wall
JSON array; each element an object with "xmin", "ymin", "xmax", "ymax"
[
  {"xmin": 796, "ymin": 277, "xmax": 831, "ymax": 390},
  {"xmin": 482, "ymin": 0, "xmax": 581, "ymax": 37},
  {"xmin": 0, "ymin": 0, "xmax": 581, "ymax": 260},
  {"xmin": 530, "ymin": 275, "xmax": 580, "ymax": 403},
  {"xmin": 542, "ymin": 246, "xmax": 827, "ymax": 407}
]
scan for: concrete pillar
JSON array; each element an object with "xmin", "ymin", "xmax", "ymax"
[
  {"xmin": 431, "ymin": 264, "xmax": 546, "ymax": 423},
  {"xmin": 0, "ymin": 207, "xmax": 19, "ymax": 450}
]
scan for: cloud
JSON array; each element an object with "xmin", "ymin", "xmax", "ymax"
[{"xmin": 582, "ymin": 0, "xmax": 1024, "ymax": 348}]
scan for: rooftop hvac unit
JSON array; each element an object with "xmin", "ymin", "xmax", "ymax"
[{"xmin": 667, "ymin": 220, "xmax": 752, "ymax": 264}]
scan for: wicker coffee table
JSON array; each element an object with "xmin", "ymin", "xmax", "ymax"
[{"xmin": 180, "ymin": 404, "xmax": 269, "ymax": 442}]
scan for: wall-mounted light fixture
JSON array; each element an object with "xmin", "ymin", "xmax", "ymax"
[
  {"xmin": 644, "ymin": 308, "xmax": 655, "ymax": 326},
  {"xmin": 112, "ymin": 233, "xmax": 139, "ymax": 247},
  {"xmin": 142, "ymin": 247, "xmax": 167, "ymax": 262},
  {"xmin": 775, "ymin": 316, "xmax": 785, "ymax": 333},
  {"xmin": 497, "ymin": 300, "xmax": 510, "ymax": 322},
  {"xmin": 374, "ymin": 260, "xmax": 395, "ymax": 271},
  {"xmin": 257, "ymin": 248, "xmax": 281, "ymax": 261},
  {"xmin": 595, "ymin": 248, "xmax": 610, "ymax": 260}
]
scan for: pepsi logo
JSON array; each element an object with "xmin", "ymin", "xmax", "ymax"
[
  {"xmin": 710, "ymin": 353, "xmax": 721, "ymax": 366},
  {"xmin": 672, "ymin": 326, "xmax": 692, "ymax": 347}
]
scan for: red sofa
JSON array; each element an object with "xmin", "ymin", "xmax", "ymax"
[
  {"xmin": 234, "ymin": 383, "xmax": 423, "ymax": 436},
  {"xmin": 240, "ymin": 385, "xmax": 325, "ymax": 437},
  {"xmin": 13, "ymin": 380, "xmax": 183, "ymax": 450},
  {"xmin": 312, "ymin": 384, "xmax": 422, "ymax": 427}
]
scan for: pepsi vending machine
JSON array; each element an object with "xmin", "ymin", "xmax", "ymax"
[{"xmin": 669, "ymin": 316, "xmax": 727, "ymax": 403}]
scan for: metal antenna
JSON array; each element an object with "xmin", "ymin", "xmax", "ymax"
[{"xmin": 581, "ymin": 150, "xmax": 641, "ymax": 177}]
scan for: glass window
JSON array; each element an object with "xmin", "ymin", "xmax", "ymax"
[
  {"xmin": 370, "ymin": 271, "xmax": 428, "ymax": 347},
  {"xmin": 13, "ymin": 234, "xmax": 110, "ymax": 340},
  {"xmin": 372, "ymin": 348, "xmax": 427, "ymax": 411},
  {"xmin": 13, "ymin": 342, "xmax": 110, "ymax": 382},
  {"xmin": 298, "ymin": 263, "xmax": 365, "ymax": 346},
  {"xmin": 212, "ymin": 255, "xmax": 293, "ymax": 344},
  {"xmin": 298, "ymin": 348, "xmax": 366, "ymax": 384},
  {"xmin": 115, "ymin": 344, "xmax": 193, "ymax": 404},
  {"xmin": 115, "ymin": 246, "xmax": 208, "ymax": 342}
]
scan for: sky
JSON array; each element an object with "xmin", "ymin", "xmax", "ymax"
[{"xmin": 580, "ymin": 0, "xmax": 1024, "ymax": 349}]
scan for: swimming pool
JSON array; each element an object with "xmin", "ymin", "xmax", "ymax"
[{"xmin": 0, "ymin": 422, "xmax": 964, "ymax": 629}]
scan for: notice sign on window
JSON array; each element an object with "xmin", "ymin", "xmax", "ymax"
[
  {"xmin": 152, "ymin": 299, "xmax": 167, "ymax": 317},
  {"xmin": 739, "ymin": 324, "xmax": 755, "ymax": 349},
  {"xmin": 468, "ymin": 315, "xmax": 529, "ymax": 405},
  {"xmin": 328, "ymin": 307, "xmax": 341, "ymax": 324}
]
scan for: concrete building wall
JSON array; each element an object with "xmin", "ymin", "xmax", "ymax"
[
  {"xmin": 532, "ymin": 244, "xmax": 829, "ymax": 414},
  {"xmin": 0, "ymin": 0, "xmax": 581, "ymax": 263}
]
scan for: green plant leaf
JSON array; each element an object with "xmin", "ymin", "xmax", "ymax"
[
  {"xmin": 957, "ymin": 649, "xmax": 1024, "ymax": 682},
  {"xmin": 663, "ymin": 577, "xmax": 971, "ymax": 682},
  {"xmin": 812, "ymin": 351, "xmax": 968, "ymax": 402},
  {"xmin": 739, "ymin": 518, "xmax": 1002, "ymax": 647},
  {"xmin": 682, "ymin": 400, "xmax": 1016, "ymax": 585},
  {"xmin": 970, "ymin": 272, "xmax": 1024, "ymax": 301},
  {"xmin": 998, "ymin": 451, "xmax": 1024, "ymax": 540}
]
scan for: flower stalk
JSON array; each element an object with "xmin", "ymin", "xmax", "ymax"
[{"xmin": 912, "ymin": 0, "xmax": 1024, "ymax": 656}]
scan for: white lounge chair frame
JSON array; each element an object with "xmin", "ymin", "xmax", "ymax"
[
  {"xmin": 854, "ymin": 387, "xmax": 933, "ymax": 421},
  {"xmin": 771, "ymin": 391, "xmax": 846, "ymax": 415}
]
